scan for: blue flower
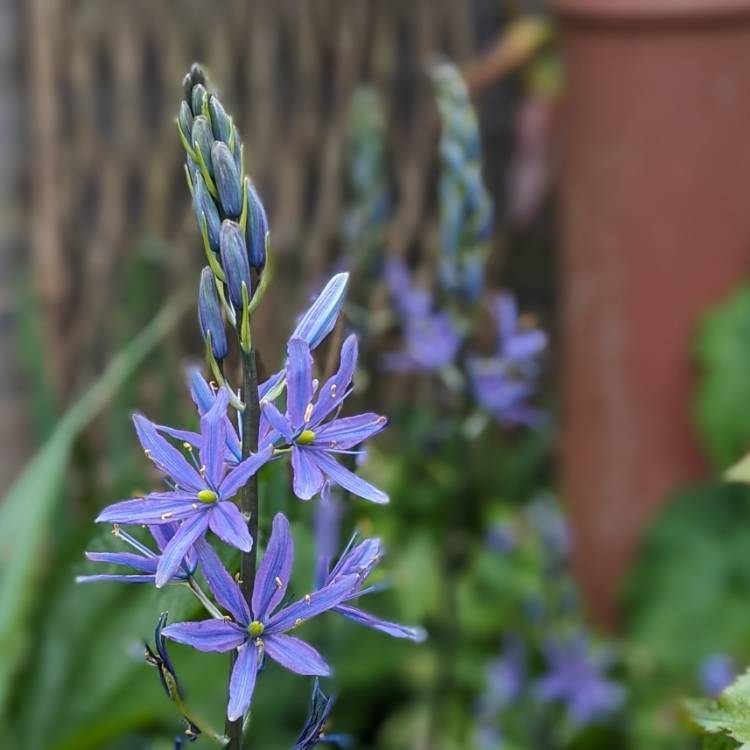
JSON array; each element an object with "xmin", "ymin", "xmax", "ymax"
[
  {"xmin": 77, "ymin": 524, "xmax": 198, "ymax": 585},
  {"xmin": 262, "ymin": 335, "xmax": 389, "ymax": 503},
  {"xmin": 318, "ymin": 535, "xmax": 426, "ymax": 642},
  {"xmin": 163, "ymin": 513, "xmax": 359, "ymax": 721},
  {"xmin": 96, "ymin": 388, "xmax": 273, "ymax": 587},
  {"xmin": 534, "ymin": 634, "xmax": 624, "ymax": 727},
  {"xmin": 699, "ymin": 654, "xmax": 736, "ymax": 697},
  {"xmin": 478, "ymin": 637, "xmax": 525, "ymax": 717},
  {"xmin": 291, "ymin": 680, "xmax": 351, "ymax": 749}
]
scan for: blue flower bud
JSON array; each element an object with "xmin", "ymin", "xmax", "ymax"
[
  {"xmin": 219, "ymin": 220, "xmax": 251, "ymax": 309},
  {"xmin": 245, "ymin": 182, "xmax": 268, "ymax": 270},
  {"xmin": 230, "ymin": 124, "xmax": 242, "ymax": 168},
  {"xmin": 292, "ymin": 272, "xmax": 349, "ymax": 349},
  {"xmin": 208, "ymin": 95, "xmax": 232, "ymax": 144},
  {"xmin": 198, "ymin": 267, "xmax": 227, "ymax": 360},
  {"xmin": 212, "ymin": 141, "xmax": 243, "ymax": 217},
  {"xmin": 178, "ymin": 100, "xmax": 193, "ymax": 142},
  {"xmin": 191, "ymin": 116, "xmax": 215, "ymax": 178},
  {"xmin": 192, "ymin": 171, "xmax": 221, "ymax": 253},
  {"xmin": 191, "ymin": 83, "xmax": 207, "ymax": 117}
]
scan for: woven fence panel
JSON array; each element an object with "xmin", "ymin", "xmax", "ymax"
[{"xmin": 27, "ymin": 0, "xmax": 501, "ymax": 398}]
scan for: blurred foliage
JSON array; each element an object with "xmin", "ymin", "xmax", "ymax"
[{"xmin": 695, "ymin": 284, "xmax": 750, "ymax": 470}]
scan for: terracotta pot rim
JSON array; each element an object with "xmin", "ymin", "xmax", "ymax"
[{"xmin": 553, "ymin": 0, "xmax": 750, "ymax": 22}]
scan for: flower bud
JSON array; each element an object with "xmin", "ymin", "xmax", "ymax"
[
  {"xmin": 198, "ymin": 267, "xmax": 227, "ymax": 360},
  {"xmin": 212, "ymin": 141, "xmax": 242, "ymax": 217},
  {"xmin": 219, "ymin": 220, "xmax": 251, "ymax": 309},
  {"xmin": 191, "ymin": 82, "xmax": 207, "ymax": 117},
  {"xmin": 292, "ymin": 273, "xmax": 349, "ymax": 350},
  {"xmin": 208, "ymin": 95, "xmax": 232, "ymax": 144},
  {"xmin": 191, "ymin": 116, "xmax": 215, "ymax": 178},
  {"xmin": 229, "ymin": 124, "xmax": 242, "ymax": 168},
  {"xmin": 192, "ymin": 171, "xmax": 221, "ymax": 253},
  {"xmin": 245, "ymin": 182, "xmax": 268, "ymax": 269},
  {"xmin": 178, "ymin": 100, "xmax": 193, "ymax": 142}
]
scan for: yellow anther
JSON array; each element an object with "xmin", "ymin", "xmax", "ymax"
[
  {"xmin": 304, "ymin": 594, "xmax": 312, "ymax": 604},
  {"xmin": 297, "ymin": 430, "xmax": 316, "ymax": 445},
  {"xmin": 197, "ymin": 489, "xmax": 218, "ymax": 503}
]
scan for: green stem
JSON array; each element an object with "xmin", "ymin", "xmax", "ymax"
[{"xmin": 225, "ymin": 345, "xmax": 261, "ymax": 749}]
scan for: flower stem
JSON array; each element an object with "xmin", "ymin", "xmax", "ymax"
[{"xmin": 225, "ymin": 345, "xmax": 261, "ymax": 749}]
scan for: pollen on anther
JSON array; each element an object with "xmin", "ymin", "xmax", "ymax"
[
  {"xmin": 274, "ymin": 576, "xmax": 283, "ymax": 588},
  {"xmin": 183, "ymin": 442, "xmax": 193, "ymax": 451},
  {"xmin": 304, "ymin": 593, "xmax": 312, "ymax": 603},
  {"xmin": 304, "ymin": 402, "xmax": 314, "ymax": 423},
  {"xmin": 161, "ymin": 512, "xmax": 174, "ymax": 520},
  {"xmin": 293, "ymin": 618, "xmax": 303, "ymax": 628},
  {"xmin": 330, "ymin": 384, "xmax": 337, "ymax": 396}
]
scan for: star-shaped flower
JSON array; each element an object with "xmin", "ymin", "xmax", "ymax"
[
  {"xmin": 96, "ymin": 388, "xmax": 273, "ymax": 586},
  {"xmin": 163, "ymin": 514, "xmax": 358, "ymax": 721},
  {"xmin": 262, "ymin": 335, "xmax": 388, "ymax": 503}
]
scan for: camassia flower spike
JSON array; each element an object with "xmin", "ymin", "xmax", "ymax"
[
  {"xmin": 262, "ymin": 335, "xmax": 389, "ymax": 503},
  {"xmin": 95, "ymin": 388, "xmax": 273, "ymax": 586},
  {"xmin": 163, "ymin": 514, "xmax": 358, "ymax": 721}
]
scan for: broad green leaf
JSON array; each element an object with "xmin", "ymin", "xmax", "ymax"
[
  {"xmin": 0, "ymin": 292, "xmax": 190, "ymax": 717},
  {"xmin": 695, "ymin": 284, "xmax": 750, "ymax": 469},
  {"xmin": 688, "ymin": 670, "xmax": 750, "ymax": 744}
]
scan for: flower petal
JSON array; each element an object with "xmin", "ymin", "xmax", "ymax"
[
  {"xmin": 155, "ymin": 513, "xmax": 210, "ymax": 588},
  {"xmin": 267, "ymin": 574, "xmax": 358, "ymax": 633},
  {"xmin": 200, "ymin": 388, "xmax": 229, "ymax": 487},
  {"xmin": 188, "ymin": 366, "xmax": 216, "ymax": 414},
  {"xmin": 314, "ymin": 413, "xmax": 388, "ymax": 450},
  {"xmin": 263, "ymin": 634, "xmax": 330, "ymax": 676},
  {"xmin": 252, "ymin": 512, "xmax": 293, "ymax": 621},
  {"xmin": 194, "ymin": 538, "xmax": 250, "ymax": 624},
  {"xmin": 286, "ymin": 338, "xmax": 314, "ymax": 430},
  {"xmin": 310, "ymin": 334, "xmax": 358, "ymax": 424},
  {"xmin": 84, "ymin": 552, "xmax": 158, "ymax": 573},
  {"xmin": 291, "ymin": 273, "xmax": 349, "ymax": 350},
  {"xmin": 209, "ymin": 502, "xmax": 253, "ymax": 552},
  {"xmin": 227, "ymin": 641, "xmax": 260, "ymax": 721},
  {"xmin": 76, "ymin": 574, "xmax": 156, "ymax": 584},
  {"xmin": 312, "ymin": 450, "xmax": 389, "ymax": 504},
  {"xmin": 259, "ymin": 369, "xmax": 284, "ymax": 402},
  {"xmin": 156, "ymin": 425, "xmax": 201, "ymax": 448},
  {"xmin": 96, "ymin": 495, "xmax": 199, "ymax": 525},
  {"xmin": 291, "ymin": 447, "xmax": 324, "ymax": 500},
  {"xmin": 162, "ymin": 619, "xmax": 246, "ymax": 652},
  {"xmin": 219, "ymin": 446, "xmax": 274, "ymax": 498},
  {"xmin": 328, "ymin": 537, "xmax": 382, "ymax": 581},
  {"xmin": 261, "ymin": 401, "xmax": 294, "ymax": 442},
  {"xmin": 133, "ymin": 414, "xmax": 203, "ymax": 491},
  {"xmin": 334, "ymin": 604, "xmax": 427, "ymax": 642}
]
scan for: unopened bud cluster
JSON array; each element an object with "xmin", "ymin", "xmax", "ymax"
[
  {"xmin": 432, "ymin": 62, "xmax": 494, "ymax": 304},
  {"xmin": 179, "ymin": 65, "xmax": 269, "ymax": 361}
]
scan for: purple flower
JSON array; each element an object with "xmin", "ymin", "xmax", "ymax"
[
  {"xmin": 534, "ymin": 634, "xmax": 624, "ymax": 727},
  {"xmin": 468, "ymin": 359, "xmax": 542, "ymax": 427},
  {"xmin": 96, "ymin": 388, "xmax": 273, "ymax": 587},
  {"xmin": 163, "ymin": 514, "xmax": 359, "ymax": 721},
  {"xmin": 76, "ymin": 524, "xmax": 197, "ymax": 585},
  {"xmin": 292, "ymin": 679, "xmax": 351, "ymax": 749},
  {"xmin": 699, "ymin": 654, "xmax": 736, "ymax": 697},
  {"xmin": 383, "ymin": 260, "xmax": 463, "ymax": 373},
  {"xmin": 262, "ymin": 335, "xmax": 389, "ymax": 504},
  {"xmin": 292, "ymin": 273, "xmax": 349, "ymax": 351},
  {"xmin": 490, "ymin": 293, "xmax": 546, "ymax": 373},
  {"xmin": 319, "ymin": 535, "xmax": 426, "ymax": 642},
  {"xmin": 478, "ymin": 637, "xmax": 525, "ymax": 717}
]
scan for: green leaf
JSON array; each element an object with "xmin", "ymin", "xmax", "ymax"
[
  {"xmin": 695, "ymin": 284, "xmax": 750, "ymax": 469},
  {"xmin": 0, "ymin": 292, "xmax": 190, "ymax": 718},
  {"xmin": 688, "ymin": 670, "xmax": 750, "ymax": 744}
]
